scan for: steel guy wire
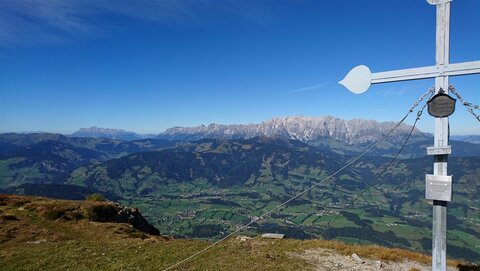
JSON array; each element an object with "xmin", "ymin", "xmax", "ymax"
[
  {"xmin": 312, "ymin": 86, "xmax": 435, "ymax": 215},
  {"xmin": 379, "ymin": 89, "xmax": 434, "ymax": 177},
  {"xmin": 294, "ymin": 86, "xmax": 435, "ymax": 195},
  {"xmin": 162, "ymin": 87, "xmax": 436, "ymax": 271},
  {"xmin": 449, "ymin": 85, "xmax": 480, "ymax": 122},
  {"xmin": 325, "ymin": 88, "xmax": 434, "ymax": 230}
]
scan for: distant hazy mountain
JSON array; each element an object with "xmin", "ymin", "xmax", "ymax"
[
  {"xmin": 0, "ymin": 133, "xmax": 176, "ymax": 188},
  {"xmin": 0, "ymin": 133, "xmax": 175, "ymax": 157},
  {"xmin": 159, "ymin": 115, "xmax": 430, "ymax": 145},
  {"xmin": 71, "ymin": 126, "xmax": 155, "ymax": 141}
]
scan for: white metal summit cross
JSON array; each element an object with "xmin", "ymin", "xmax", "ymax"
[{"xmin": 338, "ymin": 1, "xmax": 480, "ymax": 271}]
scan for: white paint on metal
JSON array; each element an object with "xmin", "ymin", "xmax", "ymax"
[
  {"xmin": 427, "ymin": 0, "xmax": 452, "ymax": 6},
  {"xmin": 370, "ymin": 61, "xmax": 480, "ymax": 84},
  {"xmin": 432, "ymin": 200, "xmax": 448, "ymax": 271},
  {"xmin": 340, "ymin": 60, "xmax": 480, "ymax": 89},
  {"xmin": 432, "ymin": 2, "xmax": 450, "ymax": 270},
  {"xmin": 372, "ymin": 65, "xmax": 438, "ymax": 83},
  {"xmin": 426, "ymin": 146, "xmax": 451, "ymax": 155},
  {"xmin": 444, "ymin": 61, "xmax": 480, "ymax": 76},
  {"xmin": 426, "ymin": 174, "xmax": 452, "ymax": 201},
  {"xmin": 339, "ymin": 60, "xmax": 480, "ymax": 87},
  {"xmin": 338, "ymin": 65, "xmax": 371, "ymax": 94},
  {"xmin": 338, "ymin": 1, "xmax": 477, "ymax": 269}
]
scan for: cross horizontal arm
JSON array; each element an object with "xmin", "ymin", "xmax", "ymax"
[{"xmin": 371, "ymin": 60, "xmax": 480, "ymax": 84}]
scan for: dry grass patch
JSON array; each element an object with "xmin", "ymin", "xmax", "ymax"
[{"xmin": 1, "ymin": 194, "xmax": 478, "ymax": 271}]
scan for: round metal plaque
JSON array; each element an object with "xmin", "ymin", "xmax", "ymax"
[{"xmin": 427, "ymin": 92, "xmax": 456, "ymax": 118}]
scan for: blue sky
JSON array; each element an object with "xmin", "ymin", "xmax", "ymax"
[{"xmin": 0, "ymin": 0, "xmax": 479, "ymax": 135}]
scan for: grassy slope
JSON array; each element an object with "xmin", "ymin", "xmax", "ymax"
[{"xmin": 1, "ymin": 195, "xmax": 473, "ymax": 271}]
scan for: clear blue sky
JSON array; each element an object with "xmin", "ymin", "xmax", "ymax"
[{"xmin": 1, "ymin": 0, "xmax": 479, "ymax": 135}]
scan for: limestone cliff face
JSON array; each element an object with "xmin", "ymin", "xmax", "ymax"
[{"xmin": 160, "ymin": 115, "xmax": 428, "ymax": 145}]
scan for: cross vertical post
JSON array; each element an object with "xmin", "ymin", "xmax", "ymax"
[
  {"xmin": 432, "ymin": 2, "xmax": 450, "ymax": 270},
  {"xmin": 339, "ymin": 1, "xmax": 480, "ymax": 269}
]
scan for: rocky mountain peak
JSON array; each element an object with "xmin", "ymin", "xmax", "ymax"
[{"xmin": 160, "ymin": 115, "xmax": 428, "ymax": 145}]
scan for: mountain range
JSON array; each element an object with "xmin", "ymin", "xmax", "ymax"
[
  {"xmin": 1, "ymin": 115, "xmax": 479, "ymax": 262},
  {"xmin": 157, "ymin": 115, "xmax": 480, "ymax": 157},
  {"xmin": 71, "ymin": 126, "xmax": 155, "ymax": 141},
  {"xmin": 159, "ymin": 116, "xmax": 428, "ymax": 144},
  {"xmin": 70, "ymin": 116, "xmax": 480, "ymax": 145}
]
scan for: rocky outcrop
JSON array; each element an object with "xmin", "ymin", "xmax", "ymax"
[
  {"xmin": 87, "ymin": 202, "xmax": 160, "ymax": 235},
  {"xmin": 113, "ymin": 204, "xmax": 160, "ymax": 235}
]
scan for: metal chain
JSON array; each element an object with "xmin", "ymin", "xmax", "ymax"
[
  {"xmin": 449, "ymin": 85, "xmax": 480, "ymax": 122},
  {"xmin": 409, "ymin": 86, "xmax": 435, "ymax": 113}
]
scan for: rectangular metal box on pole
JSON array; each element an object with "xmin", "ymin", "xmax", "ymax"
[
  {"xmin": 339, "ymin": 0, "xmax": 480, "ymax": 269},
  {"xmin": 425, "ymin": 174, "xmax": 452, "ymax": 202}
]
